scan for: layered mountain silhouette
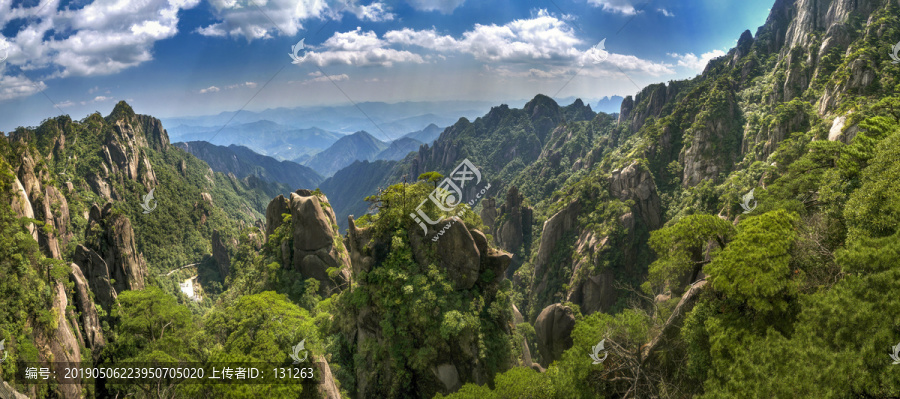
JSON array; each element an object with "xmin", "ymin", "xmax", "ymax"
[{"xmin": 174, "ymin": 141, "xmax": 323, "ymax": 191}]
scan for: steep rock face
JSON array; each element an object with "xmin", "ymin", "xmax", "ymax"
[
  {"xmin": 532, "ymin": 200, "xmax": 582, "ymax": 295},
  {"xmin": 680, "ymin": 85, "xmax": 743, "ymax": 187},
  {"xmin": 565, "ymin": 231, "xmax": 615, "ymax": 315},
  {"xmin": 782, "ymin": 0, "xmax": 878, "ymax": 52},
  {"xmin": 435, "ymin": 218, "xmax": 482, "ymax": 290},
  {"xmin": 211, "ymin": 230, "xmax": 236, "ymax": 277},
  {"xmin": 619, "ymin": 82, "xmax": 687, "ymax": 133},
  {"xmin": 479, "ymin": 197, "xmax": 498, "ymax": 235},
  {"xmin": 10, "ymin": 175, "xmax": 38, "ymax": 241},
  {"xmin": 69, "ymin": 264, "xmax": 106, "ymax": 351},
  {"xmin": 534, "ymin": 303, "xmax": 576, "ymax": 367},
  {"xmin": 494, "ymin": 186, "xmax": 533, "ymax": 259},
  {"xmin": 14, "ymin": 152, "xmax": 73, "ymax": 259},
  {"xmin": 73, "ymin": 245, "xmax": 119, "ymax": 309},
  {"xmin": 609, "ymin": 161, "xmax": 663, "ymax": 230},
  {"xmin": 33, "ymin": 282, "xmax": 83, "ymax": 398},
  {"xmin": 86, "ymin": 203, "xmax": 147, "ymax": 293}
]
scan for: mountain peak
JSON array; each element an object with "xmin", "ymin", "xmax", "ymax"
[{"xmin": 107, "ymin": 101, "xmax": 136, "ymax": 122}]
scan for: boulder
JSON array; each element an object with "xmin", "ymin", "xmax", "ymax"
[
  {"xmin": 435, "ymin": 218, "xmax": 481, "ymax": 290},
  {"xmin": 534, "ymin": 303, "xmax": 576, "ymax": 367},
  {"xmin": 69, "ymin": 264, "xmax": 106, "ymax": 351},
  {"xmin": 291, "ymin": 192, "xmax": 335, "ymax": 251},
  {"xmin": 287, "ymin": 191, "xmax": 349, "ymax": 295}
]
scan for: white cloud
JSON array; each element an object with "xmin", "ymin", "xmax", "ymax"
[
  {"xmin": 197, "ymin": 0, "xmax": 328, "ymax": 40},
  {"xmin": 198, "ymin": 81, "xmax": 257, "ymax": 94},
  {"xmin": 385, "ymin": 10, "xmax": 582, "ymax": 63},
  {"xmin": 0, "ymin": 74, "xmax": 47, "ymax": 101},
  {"xmin": 292, "ymin": 72, "xmax": 350, "ymax": 84},
  {"xmin": 384, "ymin": 10, "xmax": 672, "ymax": 76},
  {"xmin": 296, "ymin": 27, "xmax": 424, "ymax": 67},
  {"xmin": 0, "ymin": 0, "xmax": 202, "ymax": 91},
  {"xmin": 405, "ymin": 0, "xmax": 466, "ymax": 14},
  {"xmin": 587, "ymin": 0, "xmax": 638, "ymax": 15},
  {"xmin": 196, "ymin": 0, "xmax": 393, "ymax": 40},
  {"xmin": 347, "ymin": 2, "xmax": 395, "ymax": 21},
  {"xmin": 668, "ymin": 50, "xmax": 727, "ymax": 71},
  {"xmin": 657, "ymin": 8, "xmax": 674, "ymax": 17},
  {"xmin": 224, "ymin": 81, "xmax": 258, "ymax": 89}
]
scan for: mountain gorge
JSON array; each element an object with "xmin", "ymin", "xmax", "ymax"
[{"xmin": 3, "ymin": 0, "xmax": 900, "ymax": 397}]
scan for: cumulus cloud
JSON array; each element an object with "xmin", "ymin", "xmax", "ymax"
[
  {"xmin": 385, "ymin": 10, "xmax": 582, "ymax": 63},
  {"xmin": 199, "ymin": 86, "xmax": 221, "ymax": 94},
  {"xmin": 196, "ymin": 0, "xmax": 394, "ymax": 40},
  {"xmin": 657, "ymin": 8, "xmax": 674, "ymax": 17},
  {"xmin": 295, "ymin": 27, "xmax": 424, "ymax": 67},
  {"xmin": 384, "ymin": 10, "xmax": 672, "ymax": 76},
  {"xmin": 587, "ymin": 0, "xmax": 638, "ymax": 15},
  {"xmin": 0, "ymin": 0, "xmax": 203, "ymax": 101},
  {"xmin": 668, "ymin": 50, "xmax": 727, "ymax": 71},
  {"xmin": 0, "ymin": 74, "xmax": 48, "ymax": 101},
  {"xmin": 405, "ymin": 0, "xmax": 466, "ymax": 14}
]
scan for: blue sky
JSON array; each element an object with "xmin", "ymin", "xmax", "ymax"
[{"xmin": 0, "ymin": 0, "xmax": 771, "ymax": 131}]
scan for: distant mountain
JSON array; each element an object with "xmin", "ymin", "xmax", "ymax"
[
  {"xmin": 319, "ymin": 159, "xmax": 400, "ymax": 230},
  {"xmin": 167, "ymin": 121, "xmax": 342, "ymax": 161},
  {"xmin": 376, "ymin": 137, "xmax": 424, "ymax": 161},
  {"xmin": 593, "ymin": 95, "xmax": 624, "ymax": 114},
  {"xmin": 401, "ymin": 123, "xmax": 444, "ymax": 144},
  {"xmin": 302, "ymin": 131, "xmax": 388, "ymax": 177},
  {"xmin": 161, "ymin": 100, "xmax": 497, "ymax": 137},
  {"xmin": 174, "ymin": 141, "xmax": 323, "ymax": 190}
]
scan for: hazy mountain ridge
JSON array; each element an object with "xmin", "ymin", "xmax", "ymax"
[
  {"xmin": 167, "ymin": 120, "xmax": 343, "ymax": 161},
  {"xmin": 174, "ymin": 141, "xmax": 323, "ymax": 191},
  {"xmin": 301, "ymin": 131, "xmax": 389, "ymax": 177}
]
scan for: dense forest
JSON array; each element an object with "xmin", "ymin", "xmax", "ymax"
[{"xmin": 3, "ymin": 0, "xmax": 900, "ymax": 398}]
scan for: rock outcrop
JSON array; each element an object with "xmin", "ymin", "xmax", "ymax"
[
  {"xmin": 531, "ymin": 200, "xmax": 581, "ymax": 295},
  {"xmin": 73, "ymin": 245, "xmax": 119, "ymax": 309},
  {"xmin": 85, "ymin": 203, "xmax": 147, "ymax": 294},
  {"xmin": 435, "ymin": 218, "xmax": 482, "ymax": 290},
  {"xmin": 33, "ymin": 282, "xmax": 83, "ymax": 398},
  {"xmin": 69, "ymin": 264, "xmax": 106, "ymax": 351},
  {"xmin": 10, "ymin": 175, "xmax": 38, "ymax": 241},
  {"xmin": 211, "ymin": 229, "xmax": 236, "ymax": 277},
  {"xmin": 534, "ymin": 303, "xmax": 576, "ymax": 367},
  {"xmin": 265, "ymin": 194, "xmax": 291, "ymax": 238},
  {"xmin": 265, "ymin": 190, "xmax": 351, "ymax": 296},
  {"xmin": 609, "ymin": 161, "xmax": 663, "ymax": 230},
  {"xmin": 345, "ymin": 212, "xmax": 514, "ymax": 397},
  {"xmin": 680, "ymin": 83, "xmax": 743, "ymax": 187},
  {"xmin": 494, "ymin": 186, "xmax": 533, "ymax": 260}
]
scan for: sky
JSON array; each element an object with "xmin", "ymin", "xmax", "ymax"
[{"xmin": 0, "ymin": 0, "xmax": 772, "ymax": 131}]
